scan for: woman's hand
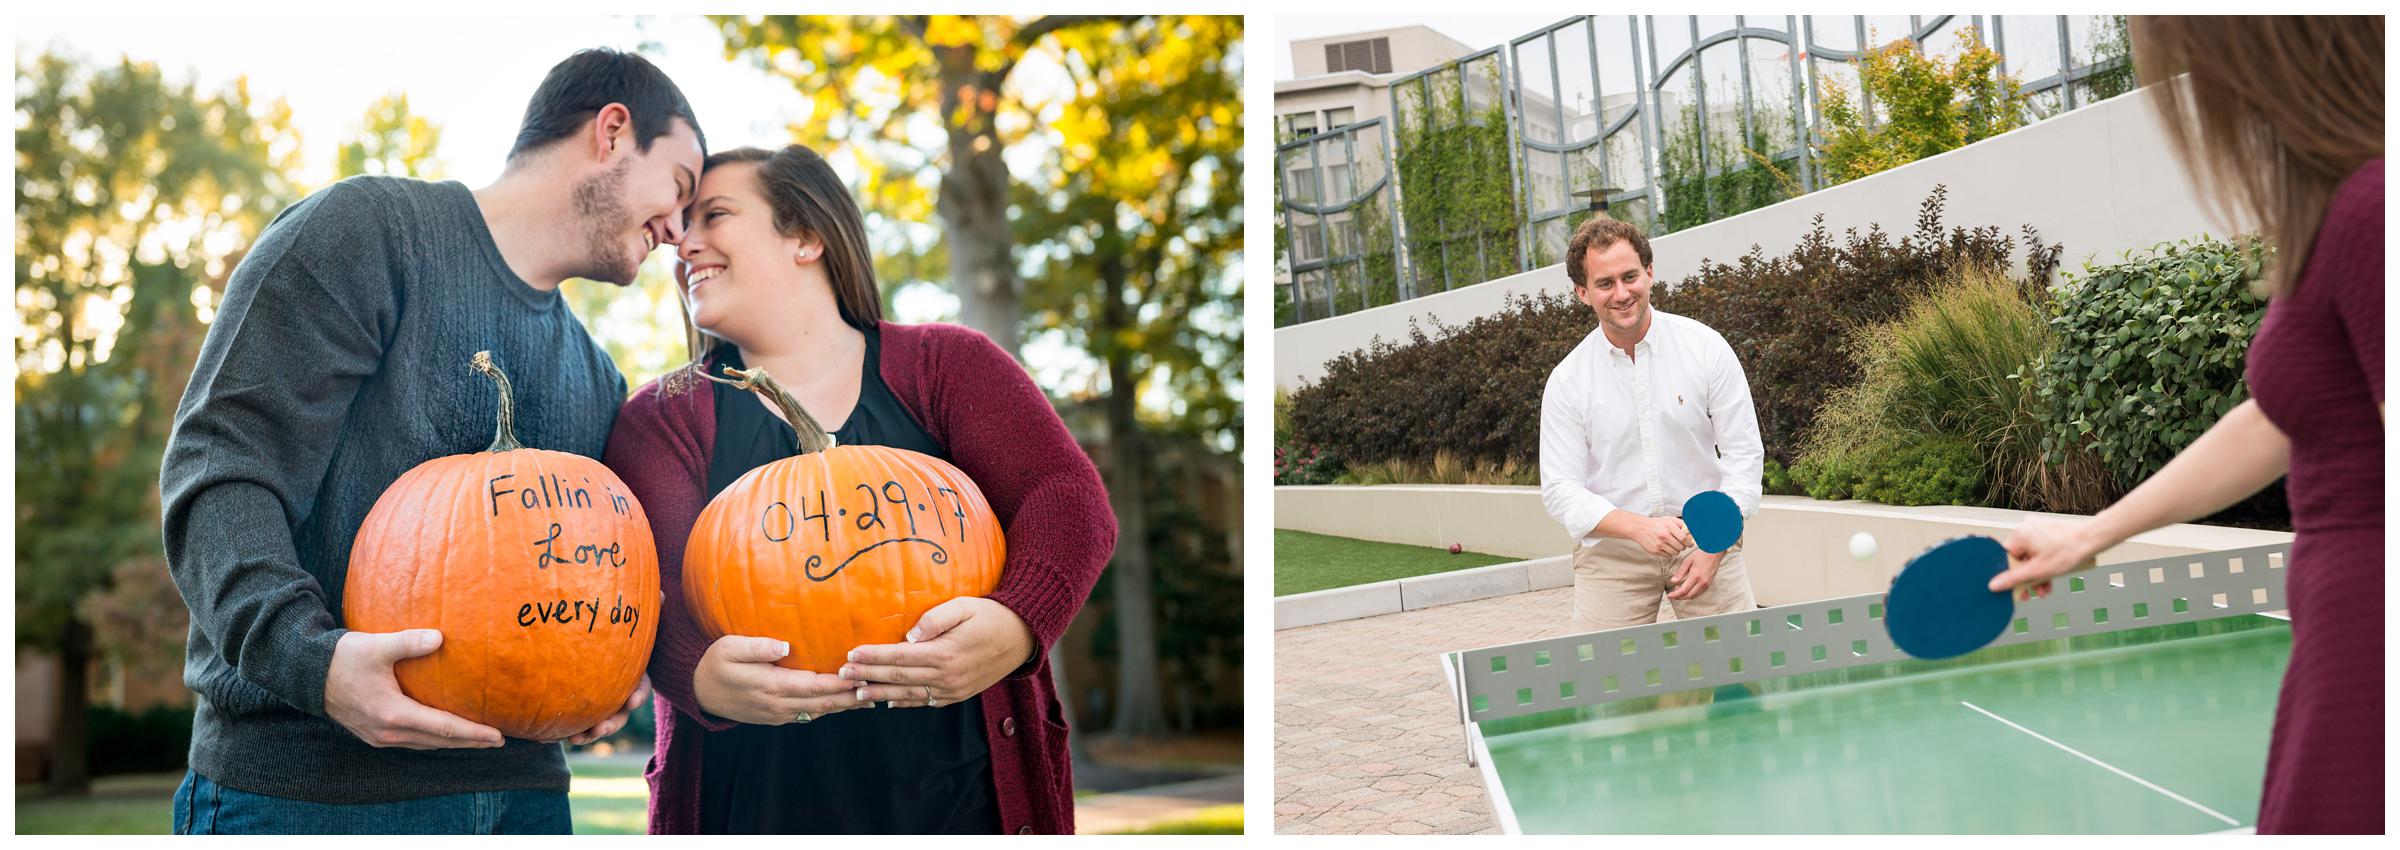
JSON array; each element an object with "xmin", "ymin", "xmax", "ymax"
[
  {"xmin": 840, "ymin": 597, "xmax": 1035, "ymax": 708},
  {"xmin": 1989, "ymin": 517, "xmax": 2104, "ymax": 600},
  {"xmin": 694, "ymin": 635, "xmax": 865, "ymax": 726}
]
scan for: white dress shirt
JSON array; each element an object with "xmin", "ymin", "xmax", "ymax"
[{"xmin": 1540, "ymin": 308, "xmax": 1765, "ymax": 548}]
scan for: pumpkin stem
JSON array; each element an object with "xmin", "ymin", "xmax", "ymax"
[
  {"xmin": 470, "ymin": 351, "xmax": 525, "ymax": 453},
  {"xmin": 702, "ymin": 365, "xmax": 836, "ymax": 454}
]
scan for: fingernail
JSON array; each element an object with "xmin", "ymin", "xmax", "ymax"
[
  {"xmin": 906, "ymin": 629, "xmax": 921, "ymax": 643},
  {"xmin": 776, "ymin": 642, "xmax": 790, "ymax": 657},
  {"xmin": 847, "ymin": 650, "xmax": 859, "ymax": 662},
  {"xmin": 839, "ymin": 666, "xmax": 854, "ymax": 679},
  {"xmin": 855, "ymin": 687, "xmax": 867, "ymax": 703}
]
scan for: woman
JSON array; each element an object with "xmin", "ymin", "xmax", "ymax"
[
  {"xmin": 602, "ymin": 144, "xmax": 1115, "ymax": 834},
  {"xmin": 1991, "ymin": 17, "xmax": 2380, "ymax": 834}
]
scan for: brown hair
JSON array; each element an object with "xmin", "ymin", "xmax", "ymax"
[
  {"xmin": 2130, "ymin": 16, "xmax": 2383, "ymax": 296},
  {"xmin": 1564, "ymin": 215, "xmax": 1654, "ymax": 288},
  {"xmin": 668, "ymin": 145, "xmax": 884, "ymax": 389}
]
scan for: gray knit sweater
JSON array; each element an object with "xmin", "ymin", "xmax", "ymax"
[{"xmin": 159, "ymin": 176, "xmax": 626, "ymax": 803}]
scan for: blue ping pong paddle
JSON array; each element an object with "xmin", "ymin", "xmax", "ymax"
[
  {"xmin": 1884, "ymin": 535, "xmax": 2014, "ymax": 659},
  {"xmin": 1682, "ymin": 490, "xmax": 1742, "ymax": 554}
]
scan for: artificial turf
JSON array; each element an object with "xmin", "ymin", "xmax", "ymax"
[{"xmin": 1274, "ymin": 529, "xmax": 1517, "ymax": 596}]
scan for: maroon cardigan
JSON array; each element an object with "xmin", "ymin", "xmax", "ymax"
[{"xmin": 602, "ymin": 321, "xmax": 1114, "ymax": 834}]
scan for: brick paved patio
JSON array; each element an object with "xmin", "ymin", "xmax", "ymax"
[{"xmin": 1273, "ymin": 587, "xmax": 1575, "ymax": 834}]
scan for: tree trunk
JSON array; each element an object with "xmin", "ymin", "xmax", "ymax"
[
  {"xmin": 1049, "ymin": 643, "xmax": 1082, "ymax": 761},
  {"xmin": 47, "ymin": 619, "xmax": 93, "ymax": 796},
  {"xmin": 933, "ymin": 49, "xmax": 1024, "ymax": 357},
  {"xmin": 1099, "ymin": 255, "xmax": 1167, "ymax": 740}
]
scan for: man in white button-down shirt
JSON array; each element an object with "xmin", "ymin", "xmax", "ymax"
[{"xmin": 1540, "ymin": 216, "xmax": 1766, "ymax": 632}]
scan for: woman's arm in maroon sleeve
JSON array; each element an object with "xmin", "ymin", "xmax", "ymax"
[
  {"xmin": 922, "ymin": 328, "xmax": 1116, "ymax": 679},
  {"xmin": 605, "ymin": 381, "xmax": 735, "ymax": 731}
]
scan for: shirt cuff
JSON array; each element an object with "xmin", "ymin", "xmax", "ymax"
[{"xmin": 1565, "ymin": 497, "xmax": 1617, "ymax": 549}]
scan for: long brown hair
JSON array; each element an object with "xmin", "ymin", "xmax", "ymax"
[
  {"xmin": 667, "ymin": 145, "xmax": 885, "ymax": 392},
  {"xmin": 2130, "ymin": 16, "xmax": 2383, "ymax": 296}
]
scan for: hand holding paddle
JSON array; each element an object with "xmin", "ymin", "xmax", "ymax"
[
  {"xmin": 1625, "ymin": 515, "xmax": 1693, "ymax": 558},
  {"xmin": 1988, "ymin": 517, "xmax": 2105, "ymax": 600}
]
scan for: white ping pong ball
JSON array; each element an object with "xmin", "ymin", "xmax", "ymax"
[{"xmin": 1850, "ymin": 532, "xmax": 1878, "ymax": 561}]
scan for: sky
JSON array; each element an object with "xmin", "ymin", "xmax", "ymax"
[{"xmin": 1274, "ymin": 16, "xmax": 1570, "ymax": 80}]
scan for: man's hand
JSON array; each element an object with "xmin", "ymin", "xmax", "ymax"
[
  {"xmin": 1667, "ymin": 549, "xmax": 1723, "ymax": 601},
  {"xmin": 325, "ymin": 629, "xmax": 505, "ymax": 750},
  {"xmin": 1629, "ymin": 516, "xmax": 1694, "ymax": 558},
  {"xmin": 562, "ymin": 675, "xmax": 650, "ymax": 746},
  {"xmin": 841, "ymin": 597, "xmax": 1035, "ymax": 708},
  {"xmin": 694, "ymin": 635, "xmax": 865, "ymax": 726}
]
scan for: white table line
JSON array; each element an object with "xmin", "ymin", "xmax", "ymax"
[{"xmin": 1960, "ymin": 699, "xmax": 2242, "ymax": 828}]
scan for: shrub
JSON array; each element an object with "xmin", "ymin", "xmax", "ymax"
[
  {"xmin": 1274, "ymin": 392, "xmax": 1343, "ymax": 485},
  {"xmin": 1798, "ymin": 264, "xmax": 2109, "ymax": 510},
  {"xmin": 1274, "ymin": 439, "xmax": 1341, "ymax": 486},
  {"xmin": 1288, "ymin": 289, "xmax": 1588, "ymax": 471},
  {"xmin": 1653, "ymin": 185, "xmax": 2061, "ymax": 465},
  {"xmin": 1816, "ymin": 26, "xmax": 2032, "ymax": 185},
  {"xmin": 1795, "ymin": 432, "xmax": 1985, "ymax": 506},
  {"xmin": 2038, "ymin": 236, "xmax": 2271, "ymax": 489},
  {"xmin": 1761, "ymin": 458, "xmax": 1799, "ymax": 495},
  {"xmin": 1335, "ymin": 450, "xmax": 1538, "ymax": 486}
]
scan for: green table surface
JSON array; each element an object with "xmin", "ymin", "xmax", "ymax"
[{"xmin": 1478, "ymin": 617, "xmax": 2291, "ymax": 833}]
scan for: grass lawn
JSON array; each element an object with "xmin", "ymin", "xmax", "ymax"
[
  {"xmin": 1104, "ymin": 803, "xmax": 1244, "ymax": 834},
  {"xmin": 1274, "ymin": 529, "xmax": 1516, "ymax": 596},
  {"xmin": 13, "ymin": 773, "xmax": 178, "ymax": 834}
]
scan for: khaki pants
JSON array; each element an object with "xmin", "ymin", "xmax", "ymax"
[{"xmin": 1571, "ymin": 537, "xmax": 1756, "ymax": 633}]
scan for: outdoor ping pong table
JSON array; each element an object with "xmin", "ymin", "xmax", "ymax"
[{"xmin": 1442, "ymin": 542, "xmax": 2293, "ymax": 834}]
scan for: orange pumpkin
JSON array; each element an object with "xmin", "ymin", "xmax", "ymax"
[
  {"xmin": 344, "ymin": 351, "xmax": 660, "ymax": 741},
  {"xmin": 683, "ymin": 365, "xmax": 1005, "ymax": 674}
]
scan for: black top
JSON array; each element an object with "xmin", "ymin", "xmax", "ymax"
[{"xmin": 697, "ymin": 329, "xmax": 999, "ymax": 835}]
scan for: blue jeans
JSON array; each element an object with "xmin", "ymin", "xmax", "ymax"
[{"xmin": 173, "ymin": 770, "xmax": 571, "ymax": 834}]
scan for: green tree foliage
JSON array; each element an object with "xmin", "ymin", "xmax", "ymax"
[
  {"xmin": 707, "ymin": 14, "xmax": 1145, "ymax": 355},
  {"xmin": 1815, "ymin": 27, "xmax": 2031, "ymax": 185},
  {"xmin": 1392, "ymin": 62, "xmax": 1520, "ymax": 294},
  {"xmin": 1015, "ymin": 15, "xmax": 1241, "ymax": 738},
  {"xmin": 15, "ymin": 50, "xmax": 302, "ymax": 793},
  {"xmin": 335, "ymin": 92, "xmax": 444, "ymax": 179},
  {"xmin": 1657, "ymin": 104, "xmax": 1800, "ymax": 233},
  {"xmin": 2079, "ymin": 16, "xmax": 2137, "ymax": 103}
]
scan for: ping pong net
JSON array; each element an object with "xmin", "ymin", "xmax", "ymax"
[{"xmin": 1447, "ymin": 542, "xmax": 2290, "ymax": 738}]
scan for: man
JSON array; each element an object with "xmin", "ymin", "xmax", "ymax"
[
  {"xmin": 159, "ymin": 48, "xmax": 704, "ymax": 834},
  {"xmin": 1539, "ymin": 216, "xmax": 1765, "ymax": 633}
]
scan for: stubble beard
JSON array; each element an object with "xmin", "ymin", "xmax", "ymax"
[{"xmin": 569, "ymin": 158, "xmax": 642, "ymax": 286}]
